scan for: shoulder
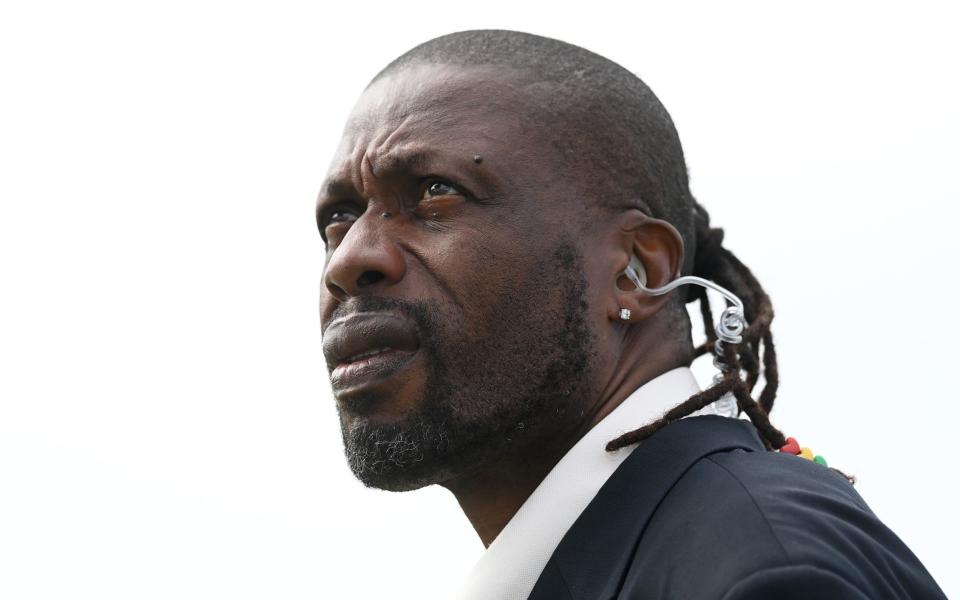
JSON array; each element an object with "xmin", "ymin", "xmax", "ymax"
[{"xmin": 621, "ymin": 445, "xmax": 946, "ymax": 599}]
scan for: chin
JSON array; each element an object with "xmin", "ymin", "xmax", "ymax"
[
  {"xmin": 337, "ymin": 401, "xmax": 470, "ymax": 492},
  {"xmin": 355, "ymin": 469, "xmax": 449, "ymax": 493},
  {"xmin": 345, "ymin": 434, "xmax": 459, "ymax": 492}
]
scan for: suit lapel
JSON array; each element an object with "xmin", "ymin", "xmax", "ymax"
[{"xmin": 527, "ymin": 416, "xmax": 765, "ymax": 600}]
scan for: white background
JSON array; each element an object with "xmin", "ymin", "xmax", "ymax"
[{"xmin": 1, "ymin": 1, "xmax": 957, "ymax": 598}]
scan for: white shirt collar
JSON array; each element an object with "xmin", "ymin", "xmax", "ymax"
[{"xmin": 457, "ymin": 366, "xmax": 702, "ymax": 600}]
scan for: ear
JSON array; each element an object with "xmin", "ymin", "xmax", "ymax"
[{"xmin": 609, "ymin": 210, "xmax": 685, "ymax": 323}]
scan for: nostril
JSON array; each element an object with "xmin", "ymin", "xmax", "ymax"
[
  {"xmin": 357, "ymin": 270, "xmax": 386, "ymax": 288},
  {"xmin": 326, "ymin": 282, "xmax": 348, "ymax": 301}
]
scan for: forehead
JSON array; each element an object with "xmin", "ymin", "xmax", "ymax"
[{"xmin": 327, "ymin": 63, "xmax": 548, "ymax": 178}]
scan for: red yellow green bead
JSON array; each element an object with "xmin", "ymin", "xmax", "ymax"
[{"xmin": 778, "ymin": 437, "xmax": 829, "ymax": 468}]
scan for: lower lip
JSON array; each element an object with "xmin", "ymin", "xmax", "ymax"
[{"xmin": 330, "ymin": 348, "xmax": 417, "ymax": 391}]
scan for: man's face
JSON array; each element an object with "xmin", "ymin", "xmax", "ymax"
[{"xmin": 317, "ymin": 64, "xmax": 603, "ymax": 490}]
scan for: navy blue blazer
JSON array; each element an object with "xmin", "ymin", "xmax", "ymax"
[{"xmin": 528, "ymin": 416, "xmax": 946, "ymax": 599}]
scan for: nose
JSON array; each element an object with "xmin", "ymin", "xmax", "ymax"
[{"xmin": 323, "ymin": 210, "xmax": 406, "ymax": 302}]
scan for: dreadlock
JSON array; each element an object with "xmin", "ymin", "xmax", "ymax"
[{"xmin": 606, "ymin": 201, "xmax": 786, "ymax": 452}]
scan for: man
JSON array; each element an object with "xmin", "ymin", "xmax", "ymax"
[{"xmin": 317, "ymin": 30, "xmax": 945, "ymax": 599}]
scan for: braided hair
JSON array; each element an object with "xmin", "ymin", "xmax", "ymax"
[{"xmin": 606, "ymin": 202, "xmax": 786, "ymax": 452}]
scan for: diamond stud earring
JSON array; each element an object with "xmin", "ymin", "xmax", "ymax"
[{"xmin": 619, "ymin": 308, "xmax": 631, "ymax": 321}]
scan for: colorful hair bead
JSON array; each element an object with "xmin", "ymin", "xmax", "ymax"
[
  {"xmin": 779, "ymin": 437, "xmax": 801, "ymax": 455},
  {"xmin": 779, "ymin": 436, "xmax": 831, "ymax": 469}
]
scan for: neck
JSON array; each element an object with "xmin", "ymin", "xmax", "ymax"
[
  {"xmin": 443, "ymin": 440, "xmax": 573, "ymax": 547},
  {"xmin": 443, "ymin": 318, "xmax": 691, "ymax": 547}
]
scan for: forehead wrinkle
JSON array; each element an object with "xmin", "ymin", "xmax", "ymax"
[
  {"xmin": 340, "ymin": 113, "xmax": 420, "ymax": 193},
  {"xmin": 360, "ymin": 149, "xmax": 376, "ymax": 191},
  {"xmin": 349, "ymin": 143, "xmax": 365, "ymax": 197},
  {"xmin": 335, "ymin": 66, "xmax": 563, "ymax": 204},
  {"xmin": 372, "ymin": 145, "xmax": 433, "ymax": 178},
  {"xmin": 374, "ymin": 112, "xmax": 416, "ymax": 161},
  {"xmin": 320, "ymin": 147, "xmax": 426, "ymax": 204}
]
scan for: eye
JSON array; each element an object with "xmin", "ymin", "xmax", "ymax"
[
  {"xmin": 320, "ymin": 205, "xmax": 361, "ymax": 243},
  {"xmin": 328, "ymin": 208, "xmax": 359, "ymax": 224},
  {"xmin": 424, "ymin": 179, "xmax": 461, "ymax": 198}
]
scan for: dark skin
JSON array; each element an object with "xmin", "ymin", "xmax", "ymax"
[{"xmin": 318, "ymin": 63, "xmax": 690, "ymax": 546}]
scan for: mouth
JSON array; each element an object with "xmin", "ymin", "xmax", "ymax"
[
  {"xmin": 330, "ymin": 347, "xmax": 418, "ymax": 391},
  {"xmin": 323, "ymin": 312, "xmax": 421, "ymax": 394}
]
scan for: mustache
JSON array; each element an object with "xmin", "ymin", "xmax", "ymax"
[{"xmin": 327, "ymin": 296, "xmax": 438, "ymax": 338}]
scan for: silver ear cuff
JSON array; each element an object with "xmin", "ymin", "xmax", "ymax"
[{"xmin": 623, "ymin": 265, "xmax": 744, "ymax": 418}]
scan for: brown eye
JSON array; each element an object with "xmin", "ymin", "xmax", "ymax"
[
  {"xmin": 321, "ymin": 206, "xmax": 360, "ymax": 244},
  {"xmin": 322, "ymin": 207, "xmax": 360, "ymax": 231},
  {"xmin": 328, "ymin": 209, "xmax": 358, "ymax": 224},
  {"xmin": 424, "ymin": 180, "xmax": 460, "ymax": 198}
]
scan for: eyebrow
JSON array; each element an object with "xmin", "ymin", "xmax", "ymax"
[
  {"xmin": 319, "ymin": 179, "xmax": 357, "ymax": 201},
  {"xmin": 319, "ymin": 149, "xmax": 438, "ymax": 198},
  {"xmin": 319, "ymin": 147, "xmax": 499, "ymax": 204},
  {"xmin": 371, "ymin": 149, "xmax": 435, "ymax": 177}
]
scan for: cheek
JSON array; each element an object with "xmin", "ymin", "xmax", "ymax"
[{"xmin": 427, "ymin": 233, "xmax": 531, "ymax": 338}]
